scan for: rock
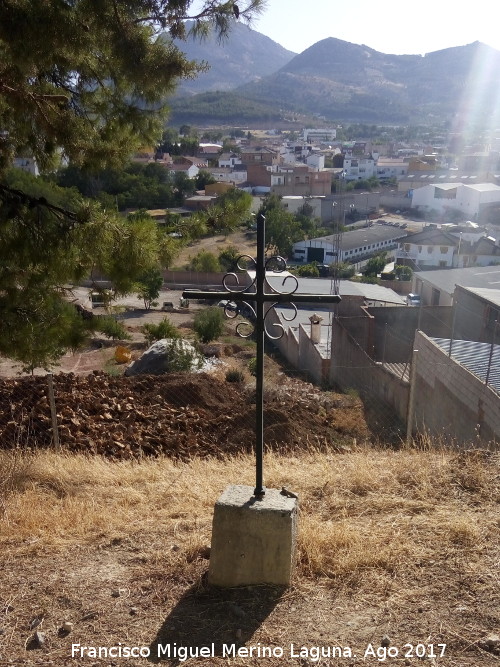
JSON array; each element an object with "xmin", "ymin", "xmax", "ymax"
[
  {"xmin": 62, "ymin": 621, "xmax": 73, "ymax": 633},
  {"xmin": 479, "ymin": 634, "xmax": 500, "ymax": 652},
  {"xmin": 111, "ymin": 589, "xmax": 126, "ymax": 598},
  {"xmin": 381, "ymin": 635, "xmax": 391, "ymax": 647},
  {"xmin": 124, "ymin": 339, "xmax": 203, "ymax": 376},
  {"xmin": 33, "ymin": 631, "xmax": 46, "ymax": 648},
  {"xmin": 129, "ymin": 607, "xmax": 138, "ymax": 616},
  {"xmin": 29, "ymin": 616, "xmax": 43, "ymax": 630}
]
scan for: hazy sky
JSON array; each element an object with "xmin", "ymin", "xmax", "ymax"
[{"xmin": 250, "ymin": 0, "xmax": 500, "ymax": 55}]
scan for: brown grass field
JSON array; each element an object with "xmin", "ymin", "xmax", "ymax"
[{"xmin": 0, "ymin": 443, "xmax": 498, "ymax": 666}]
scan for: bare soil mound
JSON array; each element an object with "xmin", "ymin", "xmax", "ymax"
[{"xmin": 0, "ymin": 372, "xmax": 369, "ymax": 459}]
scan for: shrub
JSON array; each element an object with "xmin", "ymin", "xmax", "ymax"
[
  {"xmin": 225, "ymin": 368, "xmax": 244, "ymax": 383},
  {"xmin": 95, "ymin": 316, "xmax": 131, "ymax": 340},
  {"xmin": 141, "ymin": 317, "xmax": 179, "ymax": 345},
  {"xmin": 296, "ymin": 262, "xmax": 320, "ymax": 277},
  {"xmin": 188, "ymin": 250, "xmax": 221, "ymax": 272},
  {"xmin": 248, "ymin": 357, "xmax": 257, "ymax": 376},
  {"xmin": 193, "ymin": 306, "xmax": 225, "ymax": 343},
  {"xmin": 163, "ymin": 339, "xmax": 203, "ymax": 372}
]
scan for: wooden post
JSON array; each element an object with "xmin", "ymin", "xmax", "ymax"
[{"xmin": 47, "ymin": 374, "xmax": 60, "ymax": 450}]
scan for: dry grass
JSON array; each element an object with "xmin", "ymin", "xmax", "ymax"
[{"xmin": 0, "ymin": 445, "xmax": 498, "ymax": 665}]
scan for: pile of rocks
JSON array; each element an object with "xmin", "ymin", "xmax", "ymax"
[{"xmin": 0, "ymin": 372, "xmax": 370, "ymax": 459}]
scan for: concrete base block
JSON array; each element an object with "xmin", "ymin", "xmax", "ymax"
[{"xmin": 208, "ymin": 485, "xmax": 298, "ymax": 587}]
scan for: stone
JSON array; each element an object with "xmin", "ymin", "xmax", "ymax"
[
  {"xmin": 124, "ymin": 339, "xmax": 204, "ymax": 376},
  {"xmin": 208, "ymin": 485, "xmax": 298, "ymax": 587},
  {"xmin": 62, "ymin": 622, "xmax": 73, "ymax": 633},
  {"xmin": 479, "ymin": 634, "xmax": 500, "ymax": 652}
]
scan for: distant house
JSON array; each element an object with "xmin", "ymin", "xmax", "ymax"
[
  {"xmin": 246, "ymin": 162, "xmax": 332, "ymax": 197},
  {"xmin": 271, "ymin": 163, "xmax": 332, "ymax": 197},
  {"xmin": 396, "ymin": 224, "xmax": 500, "ymax": 270},
  {"xmin": 168, "ymin": 162, "xmax": 199, "ymax": 179},
  {"xmin": 376, "ymin": 158, "xmax": 408, "ymax": 180},
  {"xmin": 343, "ymin": 153, "xmax": 376, "ymax": 181},
  {"xmin": 396, "ymin": 228, "xmax": 460, "ymax": 269},
  {"xmin": 218, "ymin": 152, "xmax": 242, "ymax": 168},
  {"xmin": 305, "ymin": 153, "xmax": 325, "ymax": 171},
  {"xmin": 206, "ymin": 165, "xmax": 247, "ymax": 185},
  {"xmin": 240, "ymin": 147, "xmax": 280, "ymax": 166}
]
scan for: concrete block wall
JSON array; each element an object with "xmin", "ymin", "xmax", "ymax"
[
  {"xmin": 412, "ymin": 332, "xmax": 500, "ymax": 445},
  {"xmin": 330, "ymin": 319, "xmax": 409, "ymax": 422}
]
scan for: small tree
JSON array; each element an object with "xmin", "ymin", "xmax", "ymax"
[
  {"xmin": 333, "ymin": 262, "xmax": 355, "ymax": 279},
  {"xmin": 188, "ymin": 250, "xmax": 221, "ymax": 272},
  {"xmin": 136, "ymin": 267, "xmax": 163, "ymax": 310},
  {"xmin": 141, "ymin": 318, "xmax": 180, "ymax": 345},
  {"xmin": 395, "ymin": 264, "xmax": 413, "ymax": 281},
  {"xmin": 364, "ymin": 252, "xmax": 388, "ymax": 277},
  {"xmin": 194, "ymin": 306, "xmax": 225, "ymax": 343},
  {"xmin": 218, "ymin": 245, "xmax": 241, "ymax": 272},
  {"xmin": 95, "ymin": 316, "xmax": 131, "ymax": 341}
]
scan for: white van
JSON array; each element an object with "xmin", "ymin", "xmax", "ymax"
[
  {"xmin": 89, "ymin": 290, "xmax": 111, "ymax": 308},
  {"xmin": 406, "ymin": 293, "xmax": 421, "ymax": 306}
]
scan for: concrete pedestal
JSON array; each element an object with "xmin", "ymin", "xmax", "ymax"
[{"xmin": 208, "ymin": 485, "xmax": 298, "ymax": 587}]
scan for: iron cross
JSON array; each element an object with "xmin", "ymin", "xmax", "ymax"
[{"xmin": 183, "ymin": 214, "xmax": 341, "ymax": 498}]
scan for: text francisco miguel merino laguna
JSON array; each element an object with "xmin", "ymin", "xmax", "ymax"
[{"xmin": 71, "ymin": 642, "xmax": 356, "ymax": 661}]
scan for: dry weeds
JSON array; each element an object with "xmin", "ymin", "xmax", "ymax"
[{"xmin": 0, "ymin": 446, "xmax": 498, "ymax": 665}]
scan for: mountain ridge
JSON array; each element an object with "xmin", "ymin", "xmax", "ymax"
[{"xmin": 169, "ymin": 34, "xmax": 500, "ymax": 126}]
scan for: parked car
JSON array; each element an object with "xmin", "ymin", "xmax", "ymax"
[{"xmin": 406, "ymin": 293, "xmax": 421, "ymax": 306}]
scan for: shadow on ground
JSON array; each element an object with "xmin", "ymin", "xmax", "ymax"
[{"xmin": 148, "ymin": 580, "xmax": 285, "ymax": 664}]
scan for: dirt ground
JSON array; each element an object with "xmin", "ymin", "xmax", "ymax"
[
  {"xmin": 0, "ymin": 445, "xmax": 498, "ymax": 667},
  {"xmin": 173, "ymin": 228, "xmax": 258, "ymax": 270}
]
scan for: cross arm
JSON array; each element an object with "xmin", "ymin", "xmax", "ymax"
[{"xmin": 182, "ymin": 289, "xmax": 341, "ymax": 305}]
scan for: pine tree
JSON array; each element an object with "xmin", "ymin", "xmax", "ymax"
[{"xmin": 0, "ymin": 0, "xmax": 264, "ymax": 369}]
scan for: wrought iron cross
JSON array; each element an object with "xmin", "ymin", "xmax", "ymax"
[{"xmin": 183, "ymin": 214, "xmax": 341, "ymax": 498}]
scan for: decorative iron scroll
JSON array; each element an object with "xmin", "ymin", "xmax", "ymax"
[{"xmin": 220, "ymin": 254, "xmax": 300, "ymax": 340}]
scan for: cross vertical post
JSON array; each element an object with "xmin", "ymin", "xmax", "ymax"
[
  {"xmin": 182, "ymin": 213, "xmax": 341, "ymax": 499},
  {"xmin": 254, "ymin": 212, "xmax": 266, "ymax": 497}
]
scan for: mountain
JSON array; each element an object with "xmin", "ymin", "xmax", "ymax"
[
  {"xmin": 169, "ymin": 37, "xmax": 500, "ymax": 126},
  {"xmin": 169, "ymin": 22, "xmax": 296, "ymax": 95}
]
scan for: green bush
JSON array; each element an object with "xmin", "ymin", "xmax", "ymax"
[
  {"xmin": 225, "ymin": 368, "xmax": 244, "ymax": 383},
  {"xmin": 296, "ymin": 262, "xmax": 320, "ymax": 277},
  {"xmin": 188, "ymin": 250, "xmax": 221, "ymax": 272},
  {"xmin": 163, "ymin": 339, "xmax": 203, "ymax": 372},
  {"xmin": 141, "ymin": 317, "xmax": 179, "ymax": 345},
  {"xmin": 95, "ymin": 316, "xmax": 131, "ymax": 340},
  {"xmin": 193, "ymin": 306, "xmax": 225, "ymax": 343}
]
